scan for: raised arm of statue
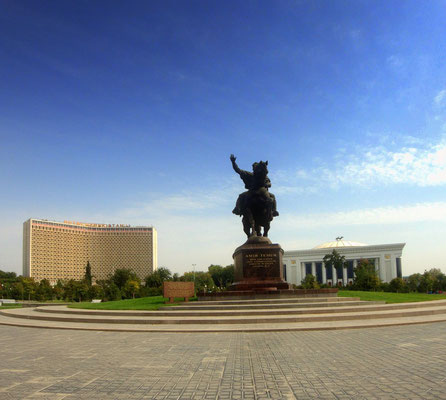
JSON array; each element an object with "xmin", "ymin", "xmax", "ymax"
[{"xmin": 230, "ymin": 154, "xmax": 242, "ymax": 175}]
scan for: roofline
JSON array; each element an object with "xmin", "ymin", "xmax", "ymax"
[
  {"xmin": 26, "ymin": 218, "xmax": 153, "ymax": 229},
  {"xmin": 285, "ymin": 243, "xmax": 406, "ymax": 257}
]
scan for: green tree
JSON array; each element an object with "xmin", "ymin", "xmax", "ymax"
[
  {"xmin": 419, "ymin": 270, "xmax": 435, "ymax": 293},
  {"xmin": 11, "ymin": 281, "xmax": 24, "ymax": 300},
  {"xmin": 53, "ymin": 280, "xmax": 64, "ymax": 300},
  {"xmin": 111, "ymin": 269, "xmax": 139, "ymax": 290},
  {"xmin": 85, "ymin": 261, "xmax": 92, "ymax": 286},
  {"xmin": 426, "ymin": 268, "xmax": 445, "ymax": 292},
  {"xmin": 208, "ymin": 264, "xmax": 234, "ymax": 288},
  {"xmin": 63, "ymin": 279, "xmax": 89, "ymax": 302},
  {"xmin": 353, "ymin": 259, "xmax": 380, "ymax": 291},
  {"xmin": 323, "ymin": 250, "xmax": 346, "ymax": 284},
  {"xmin": 0, "ymin": 281, "xmax": 13, "ymax": 299},
  {"xmin": 21, "ymin": 277, "xmax": 38, "ymax": 300},
  {"xmin": 104, "ymin": 282, "xmax": 121, "ymax": 301},
  {"xmin": 208, "ymin": 265, "xmax": 225, "ymax": 287},
  {"xmin": 389, "ymin": 277, "xmax": 406, "ymax": 293},
  {"xmin": 144, "ymin": 267, "xmax": 172, "ymax": 288},
  {"xmin": 181, "ymin": 271, "xmax": 215, "ymax": 293},
  {"xmin": 406, "ymin": 273, "xmax": 422, "ymax": 292},
  {"xmin": 36, "ymin": 279, "xmax": 53, "ymax": 301},
  {"xmin": 62, "ymin": 280, "xmax": 76, "ymax": 301},
  {"xmin": 223, "ymin": 264, "xmax": 235, "ymax": 287},
  {"xmin": 0, "ymin": 270, "xmax": 17, "ymax": 282},
  {"xmin": 75, "ymin": 281, "xmax": 90, "ymax": 302},
  {"xmin": 88, "ymin": 284, "xmax": 104, "ymax": 300},
  {"xmin": 124, "ymin": 280, "xmax": 140, "ymax": 299},
  {"xmin": 301, "ymin": 274, "xmax": 320, "ymax": 289}
]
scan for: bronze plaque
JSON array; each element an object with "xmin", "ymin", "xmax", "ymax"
[{"xmin": 242, "ymin": 249, "xmax": 281, "ymax": 279}]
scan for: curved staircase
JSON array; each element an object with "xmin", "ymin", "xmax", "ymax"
[{"xmin": 1, "ymin": 297, "xmax": 446, "ymax": 332}]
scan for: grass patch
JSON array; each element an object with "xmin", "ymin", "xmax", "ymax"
[
  {"xmin": 0, "ymin": 304, "xmax": 22, "ymax": 309},
  {"xmin": 68, "ymin": 296, "xmax": 194, "ymax": 310},
  {"xmin": 338, "ymin": 290, "xmax": 446, "ymax": 304},
  {"xmin": 36, "ymin": 300, "xmax": 69, "ymax": 303}
]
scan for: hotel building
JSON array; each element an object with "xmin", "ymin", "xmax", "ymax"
[
  {"xmin": 284, "ymin": 238, "xmax": 405, "ymax": 286},
  {"xmin": 23, "ymin": 218, "xmax": 157, "ymax": 284}
]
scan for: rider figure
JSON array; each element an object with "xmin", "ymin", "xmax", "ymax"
[{"xmin": 230, "ymin": 154, "xmax": 279, "ymax": 218}]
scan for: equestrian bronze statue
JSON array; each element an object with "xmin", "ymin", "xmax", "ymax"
[{"xmin": 230, "ymin": 154, "xmax": 278, "ymax": 238}]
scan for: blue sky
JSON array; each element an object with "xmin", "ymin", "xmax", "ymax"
[{"xmin": 1, "ymin": 0, "xmax": 446, "ymax": 276}]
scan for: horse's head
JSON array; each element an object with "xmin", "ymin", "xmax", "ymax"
[{"xmin": 252, "ymin": 160, "xmax": 268, "ymax": 177}]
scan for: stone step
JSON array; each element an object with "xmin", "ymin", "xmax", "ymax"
[
  {"xmin": 186, "ymin": 296, "xmax": 358, "ymax": 306},
  {"xmin": 2, "ymin": 309, "xmax": 446, "ymax": 332},
  {"xmin": 160, "ymin": 300, "xmax": 376, "ymax": 311},
  {"xmin": 3, "ymin": 301, "xmax": 446, "ymax": 325},
  {"xmin": 33, "ymin": 300, "xmax": 442, "ymax": 317}
]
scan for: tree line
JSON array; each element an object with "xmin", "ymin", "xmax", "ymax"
[{"xmin": 0, "ymin": 263, "xmax": 234, "ymax": 302}]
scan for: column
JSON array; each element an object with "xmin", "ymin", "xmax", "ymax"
[
  {"xmin": 332, "ymin": 265, "xmax": 337, "ymax": 284},
  {"xmin": 353, "ymin": 259, "xmax": 358, "ymax": 279},
  {"xmin": 342, "ymin": 265, "xmax": 347, "ymax": 286},
  {"xmin": 391, "ymin": 255, "xmax": 397, "ymax": 280},
  {"xmin": 292, "ymin": 265, "xmax": 298, "ymax": 285},
  {"xmin": 301, "ymin": 262, "xmax": 306, "ymax": 283},
  {"xmin": 379, "ymin": 256, "xmax": 386, "ymax": 281},
  {"xmin": 322, "ymin": 262, "xmax": 327, "ymax": 284},
  {"xmin": 311, "ymin": 262, "xmax": 316, "ymax": 277}
]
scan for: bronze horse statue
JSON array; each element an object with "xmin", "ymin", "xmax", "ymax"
[{"xmin": 230, "ymin": 154, "xmax": 278, "ymax": 239}]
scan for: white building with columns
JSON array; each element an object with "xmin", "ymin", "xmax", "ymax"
[{"xmin": 283, "ymin": 238, "xmax": 405, "ymax": 286}]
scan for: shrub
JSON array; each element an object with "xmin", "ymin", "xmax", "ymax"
[
  {"xmin": 389, "ymin": 277, "xmax": 407, "ymax": 293},
  {"xmin": 301, "ymin": 274, "xmax": 320, "ymax": 289},
  {"xmin": 139, "ymin": 286, "xmax": 162, "ymax": 297},
  {"xmin": 104, "ymin": 283, "xmax": 121, "ymax": 301}
]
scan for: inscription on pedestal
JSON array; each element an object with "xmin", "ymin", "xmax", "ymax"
[
  {"xmin": 244, "ymin": 251, "xmax": 277, "ymax": 267},
  {"xmin": 242, "ymin": 249, "xmax": 281, "ymax": 279},
  {"xmin": 231, "ymin": 242, "xmax": 290, "ymax": 291}
]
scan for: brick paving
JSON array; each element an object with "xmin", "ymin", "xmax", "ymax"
[{"xmin": 1, "ymin": 323, "xmax": 446, "ymax": 399}]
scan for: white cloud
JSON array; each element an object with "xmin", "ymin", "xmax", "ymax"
[
  {"xmin": 336, "ymin": 141, "xmax": 446, "ymax": 187},
  {"xmin": 277, "ymin": 137, "xmax": 446, "ymax": 189},
  {"xmin": 434, "ymin": 89, "xmax": 446, "ymax": 106},
  {"xmin": 278, "ymin": 202, "xmax": 446, "ymax": 230}
]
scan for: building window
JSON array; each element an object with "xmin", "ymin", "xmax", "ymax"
[
  {"xmin": 305, "ymin": 263, "xmax": 312, "ymax": 275},
  {"xmin": 347, "ymin": 261, "xmax": 354, "ymax": 279},
  {"xmin": 396, "ymin": 258, "xmax": 402, "ymax": 278},
  {"xmin": 336, "ymin": 266, "xmax": 343, "ymax": 280},
  {"xmin": 315, "ymin": 262, "xmax": 323, "ymax": 283},
  {"xmin": 325, "ymin": 264, "xmax": 333, "ymax": 280}
]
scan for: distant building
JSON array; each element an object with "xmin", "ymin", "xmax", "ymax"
[
  {"xmin": 23, "ymin": 218, "xmax": 157, "ymax": 284},
  {"xmin": 284, "ymin": 238, "xmax": 405, "ymax": 286}
]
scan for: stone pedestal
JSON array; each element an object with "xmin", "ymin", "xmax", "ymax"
[{"xmin": 229, "ymin": 236, "xmax": 291, "ymax": 291}]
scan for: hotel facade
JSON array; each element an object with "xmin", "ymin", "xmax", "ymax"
[
  {"xmin": 284, "ymin": 238, "xmax": 405, "ymax": 286},
  {"xmin": 23, "ymin": 219, "xmax": 157, "ymax": 284}
]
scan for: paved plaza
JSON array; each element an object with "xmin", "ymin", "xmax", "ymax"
[{"xmin": 1, "ymin": 323, "xmax": 446, "ymax": 400}]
